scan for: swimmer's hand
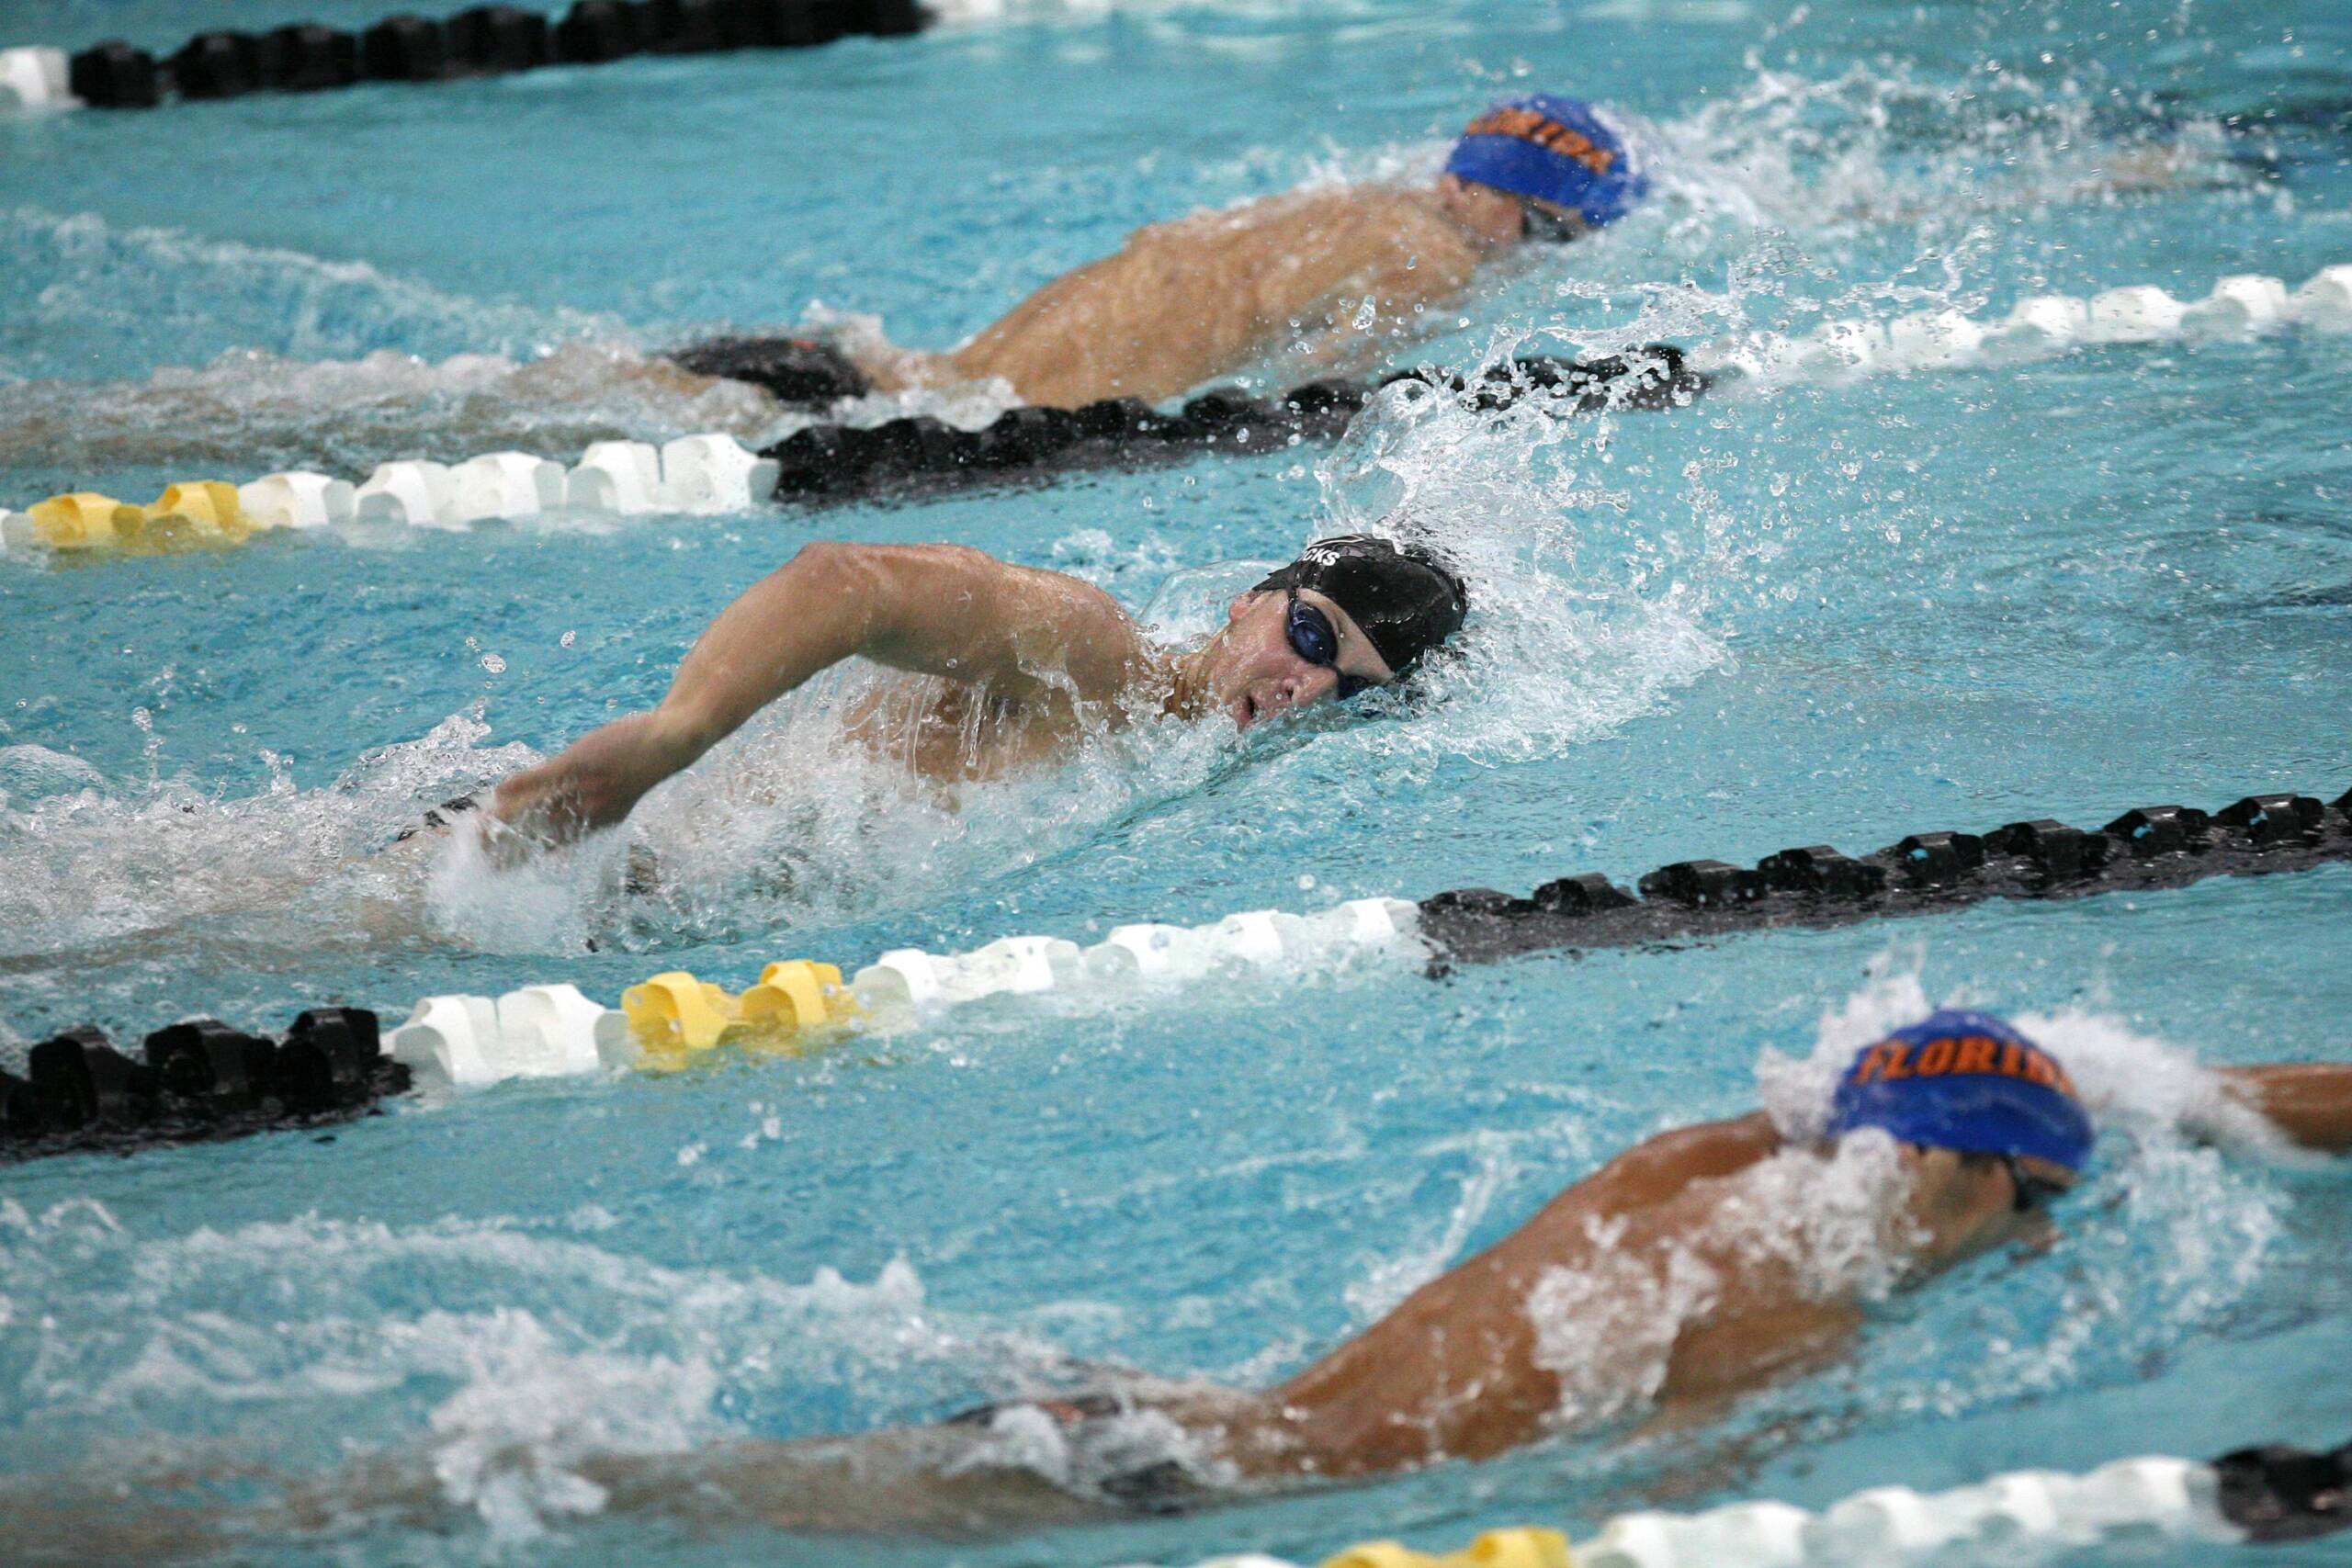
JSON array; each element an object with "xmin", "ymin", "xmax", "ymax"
[{"xmin": 486, "ymin": 707, "xmax": 704, "ymax": 861}]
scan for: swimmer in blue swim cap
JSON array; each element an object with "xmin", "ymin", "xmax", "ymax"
[
  {"xmin": 668, "ymin": 94, "xmax": 1647, "ymax": 411},
  {"xmin": 1827, "ymin": 1008, "xmax": 2096, "ymax": 1209},
  {"xmin": 1442, "ymin": 94, "xmax": 1651, "ymax": 238},
  {"xmin": 16, "ymin": 1017, "xmax": 2349, "ymax": 1548}
]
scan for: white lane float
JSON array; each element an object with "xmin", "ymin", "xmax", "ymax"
[
  {"xmin": 354, "ymin": 459, "xmax": 458, "ymax": 528},
  {"xmin": 1682, "ymin": 261, "xmax": 2352, "ymax": 389},
  {"xmin": 659, "ymin": 434, "xmax": 782, "ymax": 513},
  {"xmin": 2082, "ymin": 284, "xmax": 2187, "ymax": 344},
  {"xmin": 851, "ymin": 897, "xmax": 1422, "ymax": 1021},
  {"xmin": 1136, "ymin": 1453, "xmax": 2231, "ymax": 1568},
  {"xmin": 447, "ymin": 451, "xmax": 567, "ymax": 525},
  {"xmin": 567, "ymin": 440, "xmax": 665, "ymax": 514},
  {"xmin": 0, "ymin": 48, "xmax": 74, "ymax": 112},
  {"xmin": 238, "ymin": 471, "xmax": 356, "ymax": 531},
  {"xmin": 387, "ymin": 984, "xmax": 628, "ymax": 1091}
]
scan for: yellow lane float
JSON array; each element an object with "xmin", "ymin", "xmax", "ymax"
[
  {"xmin": 26, "ymin": 481, "xmax": 256, "ymax": 555},
  {"xmin": 1321, "ymin": 1529, "xmax": 1574, "ymax": 1568},
  {"xmin": 620, "ymin": 960, "xmax": 860, "ymax": 1066}
]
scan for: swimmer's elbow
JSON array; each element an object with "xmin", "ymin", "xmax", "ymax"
[{"xmin": 783, "ymin": 538, "xmax": 912, "ymax": 646}]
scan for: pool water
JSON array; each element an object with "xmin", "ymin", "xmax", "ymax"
[{"xmin": 3, "ymin": 0, "xmax": 2351, "ymax": 1562}]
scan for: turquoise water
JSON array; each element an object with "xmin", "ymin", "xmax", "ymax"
[{"xmin": 3, "ymin": 0, "xmax": 2351, "ymax": 1562}]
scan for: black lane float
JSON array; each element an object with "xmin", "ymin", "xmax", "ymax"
[
  {"xmin": 747, "ymin": 346, "xmax": 1710, "ymax": 507},
  {"xmin": 3, "ymin": 1008, "xmax": 407, "ymax": 1166},
  {"xmin": 1415, "ymin": 791, "xmax": 2352, "ymax": 968},
  {"xmin": 2218, "ymin": 1435, "xmax": 2352, "ymax": 1542},
  {"xmin": 67, "ymin": 1, "xmax": 928, "ymax": 110}
]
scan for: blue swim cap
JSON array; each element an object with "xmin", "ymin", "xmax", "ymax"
[
  {"xmin": 1827, "ymin": 1010, "xmax": 2095, "ymax": 1172},
  {"xmin": 1443, "ymin": 94, "xmax": 1646, "ymax": 229}
]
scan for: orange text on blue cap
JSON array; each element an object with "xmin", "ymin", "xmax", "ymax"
[
  {"xmin": 1849, "ymin": 1034, "xmax": 2081, "ymax": 1100},
  {"xmin": 1460, "ymin": 107, "xmax": 1618, "ymax": 176}
]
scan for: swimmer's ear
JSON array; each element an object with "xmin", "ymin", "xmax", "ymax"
[{"xmin": 1227, "ymin": 591, "xmax": 1263, "ymax": 624}]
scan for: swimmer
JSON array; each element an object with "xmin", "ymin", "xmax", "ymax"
[
  {"xmin": 589, "ymin": 1011, "xmax": 2352, "ymax": 1522},
  {"xmin": 22, "ymin": 1010, "xmax": 2344, "ymax": 1561},
  {"xmin": 671, "ymin": 94, "xmax": 1646, "ymax": 411},
  {"xmin": 479, "ymin": 533, "xmax": 1468, "ymax": 852}
]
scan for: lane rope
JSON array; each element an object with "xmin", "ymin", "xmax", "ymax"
[
  {"xmin": 0, "ymin": 3, "xmax": 928, "ymax": 117},
  {"xmin": 7, "ymin": 785, "xmax": 2344, "ymax": 1163},
  {"xmin": 1133, "ymin": 1435, "xmax": 2350, "ymax": 1568},
  {"xmin": 0, "ymin": 434, "xmax": 778, "ymax": 557},
  {"xmin": 8, "ymin": 260, "xmax": 2344, "ymax": 558}
]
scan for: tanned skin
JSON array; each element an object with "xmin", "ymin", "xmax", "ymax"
[
  {"xmin": 1212, "ymin": 1064, "xmax": 2352, "ymax": 1478},
  {"xmin": 603, "ymin": 1060, "xmax": 2352, "ymax": 1531},
  {"xmin": 8, "ymin": 1065, "xmax": 2348, "ymax": 1558},
  {"xmin": 485, "ymin": 541, "xmax": 1398, "ymax": 852},
  {"xmin": 910, "ymin": 179, "xmax": 1550, "ymax": 408},
  {"xmin": 644, "ymin": 175, "xmax": 1558, "ymax": 412}
]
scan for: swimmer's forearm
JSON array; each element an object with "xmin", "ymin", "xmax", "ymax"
[
  {"xmin": 488, "ymin": 546, "xmax": 881, "ymax": 844},
  {"xmin": 489, "ymin": 709, "xmax": 703, "ymax": 844},
  {"xmin": 2221, "ymin": 1065, "xmax": 2352, "ymax": 1154},
  {"xmin": 653, "ymin": 540, "xmax": 897, "ymax": 746},
  {"xmin": 491, "ymin": 544, "xmax": 1098, "ymax": 846}
]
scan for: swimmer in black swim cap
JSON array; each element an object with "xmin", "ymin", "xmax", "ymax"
[
  {"xmin": 478, "ymin": 534, "xmax": 1469, "ymax": 853},
  {"xmin": 1250, "ymin": 536, "xmax": 1470, "ymax": 683},
  {"xmin": 1174, "ymin": 534, "xmax": 1470, "ymax": 731}
]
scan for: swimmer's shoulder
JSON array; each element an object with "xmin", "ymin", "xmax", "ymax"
[
  {"xmin": 1129, "ymin": 186, "xmax": 1393, "ymax": 250},
  {"xmin": 1285, "ymin": 187, "xmax": 1485, "ymax": 288},
  {"xmin": 1566, "ymin": 1111, "xmax": 1786, "ymax": 1207},
  {"xmin": 940, "ymin": 550, "xmax": 1159, "ymax": 705}
]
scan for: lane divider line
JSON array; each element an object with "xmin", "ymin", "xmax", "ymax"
[
  {"xmin": 2, "ymin": 4, "xmax": 930, "ymax": 118},
  {"xmin": 18, "ymin": 259, "xmax": 2342, "ymax": 560},
  {"xmin": 6, "ymin": 790, "xmax": 2343, "ymax": 1160},
  {"xmin": 1143, "ymin": 1450, "xmax": 2262, "ymax": 1568},
  {"xmin": 1, "ymin": 434, "xmax": 778, "ymax": 558}
]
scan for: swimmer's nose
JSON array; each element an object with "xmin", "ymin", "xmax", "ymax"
[{"xmin": 1271, "ymin": 666, "xmax": 1338, "ymax": 712}]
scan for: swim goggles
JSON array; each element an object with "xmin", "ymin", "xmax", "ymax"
[
  {"xmin": 1286, "ymin": 591, "xmax": 1377, "ymax": 700},
  {"xmin": 2005, "ymin": 1155, "xmax": 2075, "ymax": 1213},
  {"xmin": 1519, "ymin": 198, "xmax": 1584, "ymax": 243}
]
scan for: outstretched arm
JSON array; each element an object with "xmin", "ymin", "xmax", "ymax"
[
  {"xmin": 2220, "ymin": 1065, "xmax": 2352, "ymax": 1155},
  {"xmin": 489, "ymin": 542, "xmax": 1149, "ymax": 848}
]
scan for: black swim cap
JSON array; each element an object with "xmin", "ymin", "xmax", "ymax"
[{"xmin": 1252, "ymin": 535, "xmax": 1469, "ymax": 677}]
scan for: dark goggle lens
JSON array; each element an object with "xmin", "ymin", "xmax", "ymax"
[
  {"xmin": 1520, "ymin": 200, "xmax": 1582, "ymax": 243},
  {"xmin": 2005, "ymin": 1156, "xmax": 2071, "ymax": 1213},
  {"xmin": 1287, "ymin": 598, "xmax": 1374, "ymax": 700},
  {"xmin": 1286, "ymin": 596, "xmax": 1338, "ymax": 662}
]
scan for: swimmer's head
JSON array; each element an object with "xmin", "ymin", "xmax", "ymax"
[
  {"xmin": 1192, "ymin": 536, "xmax": 1469, "ymax": 730},
  {"xmin": 1828, "ymin": 1010, "xmax": 2096, "ymax": 1191},
  {"xmin": 1441, "ymin": 94, "xmax": 1645, "ymax": 240}
]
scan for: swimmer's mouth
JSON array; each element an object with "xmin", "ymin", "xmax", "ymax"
[{"xmin": 1238, "ymin": 694, "xmax": 1261, "ymax": 729}]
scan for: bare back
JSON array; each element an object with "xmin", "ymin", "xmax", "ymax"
[
  {"xmin": 1226, "ymin": 1113, "xmax": 1795, "ymax": 1476},
  {"xmin": 948, "ymin": 188, "xmax": 1489, "ymax": 407}
]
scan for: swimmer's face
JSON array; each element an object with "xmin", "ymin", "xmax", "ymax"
[
  {"xmin": 1435, "ymin": 174, "xmax": 1580, "ymax": 247},
  {"xmin": 1210, "ymin": 589, "xmax": 1396, "ymax": 731},
  {"xmin": 1897, "ymin": 1145, "xmax": 2076, "ymax": 1260}
]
